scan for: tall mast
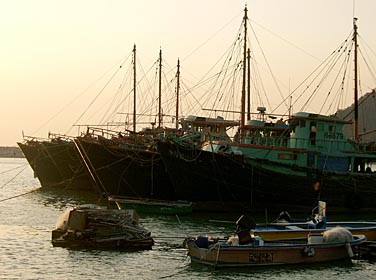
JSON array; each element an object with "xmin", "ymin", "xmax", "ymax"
[
  {"xmin": 158, "ymin": 49, "xmax": 162, "ymax": 128},
  {"xmin": 240, "ymin": 6, "xmax": 248, "ymax": 138},
  {"xmin": 353, "ymin": 18, "xmax": 359, "ymax": 141},
  {"xmin": 247, "ymin": 48, "xmax": 251, "ymax": 121},
  {"xmin": 176, "ymin": 59, "xmax": 180, "ymax": 130},
  {"xmin": 133, "ymin": 44, "xmax": 137, "ymax": 132}
]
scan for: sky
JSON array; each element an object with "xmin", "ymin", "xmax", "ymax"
[{"xmin": 1, "ymin": 0, "xmax": 376, "ymax": 146}]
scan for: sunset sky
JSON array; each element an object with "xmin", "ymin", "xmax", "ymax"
[{"xmin": 1, "ymin": 0, "xmax": 376, "ymax": 146}]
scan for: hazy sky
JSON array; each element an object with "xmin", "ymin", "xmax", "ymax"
[{"xmin": 1, "ymin": 0, "xmax": 376, "ymax": 146}]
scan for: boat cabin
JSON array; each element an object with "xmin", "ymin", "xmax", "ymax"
[{"xmin": 180, "ymin": 115, "xmax": 239, "ymax": 143}]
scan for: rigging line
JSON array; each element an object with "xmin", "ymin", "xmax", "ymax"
[
  {"xmin": 272, "ymin": 34, "xmax": 353, "ymax": 113},
  {"xmin": 319, "ymin": 44, "xmax": 353, "ymax": 114},
  {"xmin": 333, "ymin": 46, "xmax": 354, "ymax": 113},
  {"xmin": 181, "ymin": 10, "xmax": 243, "ymax": 62},
  {"xmin": 31, "ymin": 52, "xmax": 133, "ymax": 137},
  {"xmin": 359, "ymin": 35, "xmax": 376, "ymax": 63},
  {"xmin": 0, "ymin": 164, "xmax": 29, "ymax": 190},
  {"xmin": 359, "ymin": 47, "xmax": 376, "ymax": 85},
  {"xmin": 296, "ymin": 39, "xmax": 351, "ymax": 111},
  {"xmin": 249, "ymin": 53, "xmax": 272, "ymax": 112},
  {"xmin": 99, "ymin": 63, "xmax": 133, "ymax": 125},
  {"xmin": 112, "ymin": 59, "xmax": 160, "ymax": 124},
  {"xmin": 73, "ymin": 140, "xmax": 108, "ymax": 195},
  {"xmin": 84, "ymin": 53, "xmax": 158, "ymax": 127},
  {"xmin": 190, "ymin": 23, "xmax": 244, "ymax": 104},
  {"xmin": 250, "ymin": 19, "xmax": 323, "ymax": 62},
  {"xmin": 301, "ymin": 39, "xmax": 351, "ymax": 111},
  {"xmin": 296, "ymin": 50, "xmax": 341, "ymax": 111},
  {"xmin": 212, "ymin": 53, "xmax": 240, "ymax": 109},
  {"xmin": 179, "ymin": 80, "xmax": 204, "ymax": 114},
  {"xmin": 203, "ymin": 38, "xmax": 242, "ymax": 111},
  {"xmin": 248, "ymin": 22, "xmax": 287, "ymax": 110},
  {"xmin": 342, "ymin": 89, "xmax": 376, "ymax": 120},
  {"xmin": 72, "ymin": 65, "xmax": 124, "ymax": 128},
  {"xmin": 0, "ymin": 188, "xmax": 40, "ymax": 203}
]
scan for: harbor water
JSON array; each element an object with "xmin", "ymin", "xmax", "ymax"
[{"xmin": 1, "ymin": 158, "xmax": 376, "ymax": 279}]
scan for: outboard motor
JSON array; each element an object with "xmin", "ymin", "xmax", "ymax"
[
  {"xmin": 236, "ymin": 215, "xmax": 256, "ymax": 231},
  {"xmin": 274, "ymin": 211, "xmax": 293, "ymax": 223}
]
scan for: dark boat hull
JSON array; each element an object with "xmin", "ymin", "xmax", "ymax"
[
  {"xmin": 75, "ymin": 137, "xmax": 175, "ymax": 199},
  {"xmin": 18, "ymin": 140, "xmax": 95, "ymax": 191},
  {"xmin": 157, "ymin": 141, "xmax": 376, "ymax": 212}
]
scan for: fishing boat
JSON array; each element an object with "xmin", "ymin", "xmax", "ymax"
[
  {"xmin": 17, "ymin": 134, "xmax": 94, "ymax": 191},
  {"xmin": 185, "ymin": 228, "xmax": 366, "ymax": 268},
  {"xmin": 74, "ymin": 51, "xmax": 239, "ymax": 203},
  {"xmin": 157, "ymin": 8, "xmax": 376, "ymax": 212},
  {"xmin": 51, "ymin": 205, "xmax": 154, "ymax": 250},
  {"xmin": 72, "ymin": 48, "xmax": 180, "ymax": 200},
  {"xmin": 108, "ymin": 195, "xmax": 192, "ymax": 214}
]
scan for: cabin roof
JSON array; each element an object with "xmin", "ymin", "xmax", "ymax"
[
  {"xmin": 292, "ymin": 112, "xmax": 352, "ymax": 124},
  {"xmin": 182, "ymin": 115, "xmax": 239, "ymax": 127}
]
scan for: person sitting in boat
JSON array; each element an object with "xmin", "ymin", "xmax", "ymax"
[{"xmin": 235, "ymin": 215, "xmax": 256, "ymax": 245}]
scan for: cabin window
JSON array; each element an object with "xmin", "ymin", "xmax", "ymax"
[
  {"xmin": 299, "ymin": 120, "xmax": 305, "ymax": 128},
  {"xmin": 317, "ymin": 156, "xmax": 350, "ymax": 172}
]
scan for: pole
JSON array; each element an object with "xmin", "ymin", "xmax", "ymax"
[
  {"xmin": 133, "ymin": 44, "xmax": 137, "ymax": 132},
  {"xmin": 176, "ymin": 59, "xmax": 180, "ymax": 130}
]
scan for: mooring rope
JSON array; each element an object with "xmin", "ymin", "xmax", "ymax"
[
  {"xmin": 0, "ymin": 164, "xmax": 29, "ymax": 190},
  {"xmin": 0, "ymin": 188, "xmax": 40, "ymax": 203}
]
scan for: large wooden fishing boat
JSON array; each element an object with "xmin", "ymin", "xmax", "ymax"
[
  {"xmin": 157, "ymin": 9, "xmax": 376, "ymax": 212},
  {"xmin": 74, "ymin": 127, "xmax": 175, "ymax": 199},
  {"xmin": 17, "ymin": 134, "xmax": 94, "ymax": 191}
]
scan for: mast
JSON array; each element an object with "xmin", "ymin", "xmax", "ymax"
[
  {"xmin": 176, "ymin": 59, "xmax": 180, "ymax": 130},
  {"xmin": 158, "ymin": 49, "xmax": 162, "ymax": 128},
  {"xmin": 353, "ymin": 18, "xmax": 359, "ymax": 141},
  {"xmin": 133, "ymin": 44, "xmax": 137, "ymax": 132},
  {"xmin": 247, "ymin": 48, "xmax": 251, "ymax": 121},
  {"xmin": 240, "ymin": 6, "xmax": 248, "ymax": 138}
]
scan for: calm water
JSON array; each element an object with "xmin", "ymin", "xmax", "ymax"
[{"xmin": 1, "ymin": 158, "xmax": 376, "ymax": 279}]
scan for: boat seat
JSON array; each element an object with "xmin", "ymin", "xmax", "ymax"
[{"xmin": 286, "ymin": 226, "xmax": 302, "ymax": 230}]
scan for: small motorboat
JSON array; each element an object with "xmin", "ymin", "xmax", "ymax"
[
  {"xmin": 243, "ymin": 201, "xmax": 376, "ymax": 241},
  {"xmin": 185, "ymin": 227, "xmax": 366, "ymax": 268},
  {"xmin": 51, "ymin": 205, "xmax": 154, "ymax": 250}
]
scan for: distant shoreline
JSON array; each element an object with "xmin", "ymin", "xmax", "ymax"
[{"xmin": 0, "ymin": 146, "xmax": 24, "ymax": 158}]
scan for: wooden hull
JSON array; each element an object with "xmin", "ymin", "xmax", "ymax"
[
  {"xmin": 17, "ymin": 139, "xmax": 94, "ymax": 191},
  {"xmin": 157, "ymin": 140, "xmax": 376, "ymax": 212},
  {"xmin": 187, "ymin": 235, "xmax": 365, "ymax": 268},
  {"xmin": 75, "ymin": 137, "xmax": 175, "ymax": 199}
]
